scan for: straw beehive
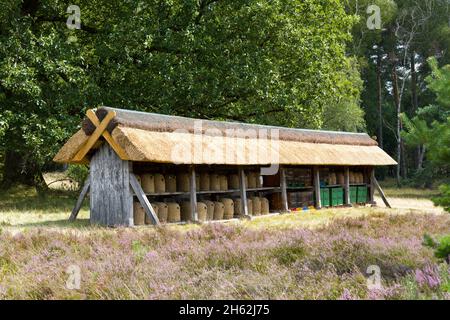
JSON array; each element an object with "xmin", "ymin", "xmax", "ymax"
[
  {"xmin": 154, "ymin": 202, "xmax": 169, "ymax": 222},
  {"xmin": 213, "ymin": 201, "xmax": 225, "ymax": 220},
  {"xmin": 329, "ymin": 172, "xmax": 336, "ymax": 185},
  {"xmin": 200, "ymin": 173, "xmax": 210, "ymax": 191},
  {"xmin": 180, "ymin": 202, "xmax": 191, "ymax": 221},
  {"xmin": 255, "ymin": 172, "xmax": 262, "ymax": 188},
  {"xmin": 133, "ymin": 202, "xmax": 145, "ymax": 225},
  {"xmin": 146, "ymin": 203, "xmax": 159, "ymax": 224},
  {"xmin": 220, "ymin": 198, "xmax": 234, "ymax": 219},
  {"xmin": 167, "ymin": 202, "xmax": 181, "ymax": 222},
  {"xmin": 247, "ymin": 172, "xmax": 257, "ymax": 189},
  {"xmin": 177, "ymin": 173, "xmax": 190, "ymax": 192},
  {"xmin": 210, "ymin": 174, "xmax": 221, "ymax": 191},
  {"xmin": 197, "ymin": 202, "xmax": 208, "ymax": 222},
  {"xmin": 219, "ymin": 175, "xmax": 228, "ymax": 191},
  {"xmin": 260, "ymin": 197, "xmax": 270, "ymax": 214},
  {"xmin": 234, "ymin": 198, "xmax": 253, "ymax": 216},
  {"xmin": 251, "ymin": 197, "xmax": 261, "ymax": 215},
  {"xmin": 165, "ymin": 174, "xmax": 177, "ymax": 193},
  {"xmin": 154, "ymin": 173, "xmax": 165, "ymax": 193},
  {"xmin": 203, "ymin": 200, "xmax": 215, "ymax": 221},
  {"xmin": 337, "ymin": 172, "xmax": 345, "ymax": 185},
  {"xmin": 141, "ymin": 174, "xmax": 155, "ymax": 193},
  {"xmin": 181, "ymin": 201, "xmax": 209, "ymax": 221},
  {"xmin": 228, "ymin": 174, "xmax": 240, "ymax": 190}
]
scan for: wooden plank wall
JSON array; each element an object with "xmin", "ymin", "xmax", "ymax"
[{"xmin": 90, "ymin": 144, "xmax": 133, "ymax": 226}]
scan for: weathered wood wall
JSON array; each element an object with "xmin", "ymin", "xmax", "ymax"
[{"xmin": 90, "ymin": 144, "xmax": 133, "ymax": 226}]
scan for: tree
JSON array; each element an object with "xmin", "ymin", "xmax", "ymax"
[
  {"xmin": 402, "ymin": 58, "xmax": 450, "ymax": 210},
  {"xmin": 0, "ymin": 0, "xmax": 358, "ymax": 189}
]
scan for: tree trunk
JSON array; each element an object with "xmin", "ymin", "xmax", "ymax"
[
  {"xmin": 401, "ymin": 140, "xmax": 407, "ymax": 179},
  {"xmin": 377, "ymin": 53, "xmax": 383, "ymax": 149},
  {"xmin": 410, "ymin": 52, "xmax": 422, "ymax": 170},
  {"xmin": 410, "ymin": 52, "xmax": 418, "ymax": 112},
  {"xmin": 418, "ymin": 145, "xmax": 425, "ymax": 169},
  {"xmin": 392, "ymin": 58, "xmax": 402, "ymax": 186}
]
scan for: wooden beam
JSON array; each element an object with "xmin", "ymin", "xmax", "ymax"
[
  {"xmin": 85, "ymin": 110, "xmax": 129, "ymax": 160},
  {"xmin": 238, "ymin": 168, "xmax": 249, "ymax": 217},
  {"xmin": 369, "ymin": 167, "xmax": 376, "ymax": 204},
  {"xmin": 69, "ymin": 178, "xmax": 90, "ymax": 221},
  {"xmin": 373, "ymin": 176, "xmax": 391, "ymax": 208},
  {"xmin": 73, "ymin": 110, "xmax": 116, "ymax": 162},
  {"xmin": 313, "ymin": 166, "xmax": 321, "ymax": 209},
  {"xmin": 280, "ymin": 166, "xmax": 289, "ymax": 212},
  {"xmin": 130, "ymin": 173, "xmax": 160, "ymax": 225},
  {"xmin": 344, "ymin": 167, "xmax": 351, "ymax": 206},
  {"xmin": 189, "ymin": 165, "xmax": 198, "ymax": 222}
]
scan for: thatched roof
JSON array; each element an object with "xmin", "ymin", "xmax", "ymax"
[{"xmin": 54, "ymin": 107, "xmax": 397, "ymax": 166}]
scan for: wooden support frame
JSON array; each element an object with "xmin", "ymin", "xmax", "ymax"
[
  {"xmin": 280, "ymin": 166, "xmax": 289, "ymax": 213},
  {"xmin": 313, "ymin": 166, "xmax": 321, "ymax": 209},
  {"xmin": 130, "ymin": 173, "xmax": 160, "ymax": 225},
  {"xmin": 344, "ymin": 167, "xmax": 351, "ymax": 206},
  {"xmin": 73, "ymin": 109, "xmax": 129, "ymax": 162},
  {"xmin": 189, "ymin": 165, "xmax": 198, "ymax": 222},
  {"xmin": 373, "ymin": 176, "xmax": 392, "ymax": 208},
  {"xmin": 69, "ymin": 178, "xmax": 90, "ymax": 221},
  {"xmin": 238, "ymin": 168, "xmax": 250, "ymax": 217},
  {"xmin": 369, "ymin": 167, "xmax": 376, "ymax": 204}
]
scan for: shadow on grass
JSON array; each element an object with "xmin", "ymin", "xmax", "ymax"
[
  {"xmin": 0, "ymin": 185, "xmax": 85, "ymax": 213},
  {"xmin": 14, "ymin": 218, "xmax": 91, "ymax": 229}
]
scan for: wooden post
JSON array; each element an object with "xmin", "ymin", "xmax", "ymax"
[
  {"xmin": 369, "ymin": 167, "xmax": 376, "ymax": 204},
  {"xmin": 238, "ymin": 168, "xmax": 249, "ymax": 217},
  {"xmin": 130, "ymin": 173, "xmax": 160, "ymax": 225},
  {"xmin": 344, "ymin": 167, "xmax": 351, "ymax": 206},
  {"xmin": 313, "ymin": 166, "xmax": 321, "ymax": 209},
  {"xmin": 69, "ymin": 178, "xmax": 90, "ymax": 221},
  {"xmin": 280, "ymin": 166, "xmax": 289, "ymax": 212},
  {"xmin": 189, "ymin": 165, "xmax": 198, "ymax": 222},
  {"xmin": 90, "ymin": 144, "xmax": 134, "ymax": 226},
  {"xmin": 373, "ymin": 176, "xmax": 392, "ymax": 208}
]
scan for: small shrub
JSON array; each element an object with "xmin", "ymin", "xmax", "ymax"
[
  {"xmin": 423, "ymin": 234, "xmax": 450, "ymax": 263},
  {"xmin": 432, "ymin": 184, "xmax": 450, "ymax": 213}
]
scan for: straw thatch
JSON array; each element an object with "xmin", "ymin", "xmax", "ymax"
[{"xmin": 54, "ymin": 107, "xmax": 397, "ymax": 166}]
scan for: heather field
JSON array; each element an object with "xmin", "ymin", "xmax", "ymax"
[{"xmin": 0, "ymin": 185, "xmax": 449, "ymax": 300}]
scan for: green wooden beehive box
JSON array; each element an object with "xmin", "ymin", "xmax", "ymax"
[
  {"xmin": 320, "ymin": 188, "xmax": 330, "ymax": 207},
  {"xmin": 350, "ymin": 186, "xmax": 358, "ymax": 204},
  {"xmin": 357, "ymin": 186, "xmax": 368, "ymax": 203},
  {"xmin": 331, "ymin": 187, "xmax": 344, "ymax": 206}
]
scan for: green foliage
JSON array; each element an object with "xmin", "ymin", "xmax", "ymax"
[
  {"xmin": 427, "ymin": 58, "xmax": 450, "ymax": 110},
  {"xmin": 433, "ymin": 184, "xmax": 450, "ymax": 213},
  {"xmin": 322, "ymin": 57, "xmax": 366, "ymax": 132},
  {"xmin": 67, "ymin": 165, "xmax": 89, "ymax": 189},
  {"xmin": 423, "ymin": 234, "xmax": 450, "ymax": 262},
  {"xmin": 400, "ymin": 114, "xmax": 432, "ymax": 147}
]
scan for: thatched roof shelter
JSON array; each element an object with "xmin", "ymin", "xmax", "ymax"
[{"xmin": 54, "ymin": 107, "xmax": 396, "ymax": 166}]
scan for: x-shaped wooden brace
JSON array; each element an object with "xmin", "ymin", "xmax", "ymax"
[{"xmin": 73, "ymin": 110, "xmax": 129, "ymax": 162}]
